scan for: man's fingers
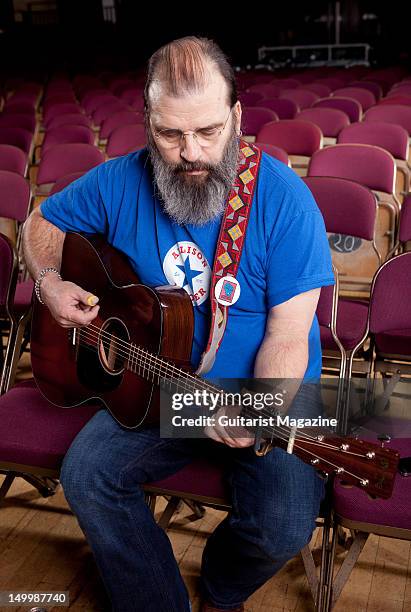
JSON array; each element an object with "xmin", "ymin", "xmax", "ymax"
[
  {"xmin": 58, "ymin": 304, "xmax": 100, "ymax": 327},
  {"xmin": 72, "ymin": 286, "xmax": 99, "ymax": 308}
]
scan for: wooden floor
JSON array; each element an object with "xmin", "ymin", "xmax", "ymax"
[{"xmin": 0, "ymin": 475, "xmax": 410, "ymax": 612}]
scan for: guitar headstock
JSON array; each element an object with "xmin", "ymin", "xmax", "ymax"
[{"xmin": 273, "ymin": 435, "xmax": 400, "ymax": 499}]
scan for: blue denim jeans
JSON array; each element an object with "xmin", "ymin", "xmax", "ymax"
[{"xmin": 60, "ymin": 407, "xmax": 325, "ymax": 612}]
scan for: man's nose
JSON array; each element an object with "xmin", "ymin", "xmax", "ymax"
[{"xmin": 180, "ymin": 133, "xmax": 201, "ymax": 163}]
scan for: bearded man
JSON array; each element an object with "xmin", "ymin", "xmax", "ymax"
[{"xmin": 23, "ymin": 37, "xmax": 334, "ymax": 612}]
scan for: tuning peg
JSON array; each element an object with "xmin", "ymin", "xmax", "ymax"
[{"xmin": 377, "ymin": 434, "xmax": 391, "ymax": 447}]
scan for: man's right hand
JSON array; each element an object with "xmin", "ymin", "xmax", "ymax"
[{"xmin": 40, "ymin": 274, "xmax": 100, "ymax": 328}]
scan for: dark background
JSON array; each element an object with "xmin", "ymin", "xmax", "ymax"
[{"xmin": 1, "ymin": 0, "xmax": 410, "ymax": 78}]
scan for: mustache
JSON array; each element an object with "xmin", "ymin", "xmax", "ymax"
[{"xmin": 172, "ymin": 161, "xmax": 214, "ymax": 173}]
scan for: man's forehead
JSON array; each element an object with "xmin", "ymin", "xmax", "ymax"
[{"xmin": 149, "ymin": 72, "xmax": 230, "ymax": 127}]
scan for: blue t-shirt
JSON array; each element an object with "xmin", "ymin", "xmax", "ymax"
[{"xmin": 41, "ymin": 149, "xmax": 334, "ymax": 380}]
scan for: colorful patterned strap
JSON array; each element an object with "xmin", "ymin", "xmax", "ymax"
[{"xmin": 196, "ymin": 141, "xmax": 262, "ymax": 375}]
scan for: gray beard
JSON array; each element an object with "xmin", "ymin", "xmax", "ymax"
[{"xmin": 147, "ymin": 129, "xmax": 240, "ymax": 226}]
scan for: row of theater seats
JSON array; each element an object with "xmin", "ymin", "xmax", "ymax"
[{"xmin": 0, "ymin": 65, "xmax": 410, "ymax": 393}]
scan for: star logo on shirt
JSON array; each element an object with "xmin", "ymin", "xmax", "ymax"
[
  {"xmin": 176, "ymin": 259, "xmax": 203, "ymax": 293},
  {"xmin": 163, "ymin": 241, "xmax": 211, "ymax": 306}
]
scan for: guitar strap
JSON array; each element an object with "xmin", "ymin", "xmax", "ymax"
[{"xmin": 196, "ymin": 141, "xmax": 262, "ymax": 375}]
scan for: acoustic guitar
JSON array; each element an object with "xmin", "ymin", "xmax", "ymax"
[{"xmin": 31, "ymin": 232, "xmax": 400, "ymax": 499}]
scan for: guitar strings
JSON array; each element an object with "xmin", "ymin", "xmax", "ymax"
[
  {"xmin": 70, "ymin": 335, "xmax": 382, "ymax": 485},
  {"xmin": 77, "ymin": 327, "xmax": 325, "ymax": 445},
  {"xmin": 77, "ymin": 326, "xmax": 367, "ymax": 453},
  {"xmin": 82, "ymin": 323, "xmax": 328, "ymax": 442},
  {"xmin": 75, "ymin": 328, "xmax": 372, "ymax": 460},
  {"xmin": 74, "ymin": 333, "xmax": 373, "ymax": 485}
]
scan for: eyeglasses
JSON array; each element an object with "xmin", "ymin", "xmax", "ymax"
[{"xmin": 151, "ymin": 107, "xmax": 233, "ymax": 149}]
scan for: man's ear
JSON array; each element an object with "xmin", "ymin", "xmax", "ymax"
[{"xmin": 233, "ymin": 100, "xmax": 242, "ymax": 136}]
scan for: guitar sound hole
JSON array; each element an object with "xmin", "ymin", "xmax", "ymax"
[{"xmin": 98, "ymin": 318, "xmax": 130, "ymax": 375}]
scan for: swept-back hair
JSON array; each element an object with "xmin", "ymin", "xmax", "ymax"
[{"xmin": 144, "ymin": 36, "xmax": 238, "ymax": 111}]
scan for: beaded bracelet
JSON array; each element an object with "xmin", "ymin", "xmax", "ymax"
[{"xmin": 34, "ymin": 267, "xmax": 62, "ymax": 304}]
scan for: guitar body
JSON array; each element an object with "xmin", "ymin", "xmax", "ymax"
[{"xmin": 31, "ymin": 233, "xmax": 194, "ymax": 428}]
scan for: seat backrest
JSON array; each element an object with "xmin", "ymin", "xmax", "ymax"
[
  {"xmin": 388, "ymin": 84, "xmax": 411, "ymax": 97},
  {"xmin": 43, "ymin": 93, "xmax": 77, "ymax": 110},
  {"xmin": 42, "ymin": 125, "xmax": 95, "ymax": 154},
  {"xmin": 257, "ymin": 120, "xmax": 322, "ymax": 156},
  {"xmin": 37, "ymin": 143, "xmax": 104, "ymax": 185},
  {"xmin": 312, "ymin": 96, "xmax": 362, "ymax": 122},
  {"xmin": 303, "ymin": 83, "xmax": 331, "ymax": 97},
  {"xmin": 349, "ymin": 80, "xmax": 383, "ymax": 101},
  {"xmin": 296, "ymin": 108, "xmax": 349, "ymax": 138},
  {"xmin": 308, "ymin": 144, "xmax": 396, "ymax": 195},
  {"xmin": 92, "ymin": 100, "xmax": 127, "ymax": 126},
  {"xmin": 259, "ymin": 97, "xmax": 298, "ymax": 119},
  {"xmin": 272, "ymin": 78, "xmax": 301, "ymax": 89},
  {"xmin": 43, "ymin": 103, "xmax": 83, "ymax": 127},
  {"xmin": 0, "ymin": 144, "xmax": 27, "ymax": 175},
  {"xmin": 106, "ymin": 124, "xmax": 146, "ymax": 158},
  {"xmin": 279, "ymin": 89, "xmax": 319, "ymax": 109},
  {"xmin": 80, "ymin": 86, "xmax": 109, "ymax": 103},
  {"xmin": 4, "ymin": 100, "xmax": 35, "ymax": 114},
  {"xmin": 399, "ymin": 195, "xmax": 411, "ymax": 243},
  {"xmin": 364, "ymin": 105, "xmax": 411, "ymax": 135},
  {"xmin": 313, "ymin": 77, "xmax": 345, "ymax": 91},
  {"xmin": 0, "ymin": 114, "xmax": 36, "ymax": 133},
  {"xmin": 369, "ymin": 252, "xmax": 411, "ymax": 334},
  {"xmin": 100, "ymin": 110, "xmax": 143, "ymax": 140},
  {"xmin": 3, "ymin": 103, "xmax": 36, "ymax": 120},
  {"xmin": 254, "ymin": 143, "xmax": 289, "ymax": 165},
  {"xmin": 247, "ymin": 83, "xmax": 282, "ymax": 98},
  {"xmin": 241, "ymin": 107, "xmax": 278, "ymax": 136},
  {"xmin": 50, "ymin": 171, "xmax": 86, "ymax": 195},
  {"xmin": 119, "ymin": 87, "xmax": 144, "ymax": 105},
  {"xmin": 82, "ymin": 93, "xmax": 119, "ymax": 116},
  {"xmin": 303, "ymin": 176, "xmax": 377, "ymax": 240},
  {"xmin": 74, "ymin": 77, "xmax": 103, "ymax": 97},
  {"xmin": 47, "ymin": 112, "xmax": 92, "ymax": 130},
  {"xmin": 379, "ymin": 95, "xmax": 411, "ymax": 107},
  {"xmin": 238, "ymin": 91, "xmax": 264, "ymax": 107},
  {"xmin": 0, "ymin": 170, "xmax": 31, "ymax": 221},
  {"xmin": 337, "ymin": 121, "xmax": 409, "ymax": 161},
  {"xmin": 0, "ymin": 127, "xmax": 32, "ymax": 154},
  {"xmin": 0, "ymin": 233, "xmax": 18, "ymax": 308},
  {"xmin": 333, "ymin": 87, "xmax": 376, "ymax": 110}
]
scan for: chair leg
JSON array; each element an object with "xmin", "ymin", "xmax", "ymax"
[
  {"xmin": 0, "ymin": 320, "xmax": 17, "ymax": 395},
  {"xmin": 330, "ymin": 530, "xmax": 369, "ymax": 609},
  {"xmin": 316, "ymin": 511, "xmax": 336, "ymax": 612},
  {"xmin": 158, "ymin": 497, "xmax": 183, "ymax": 530},
  {"xmin": 0, "ymin": 472, "xmax": 17, "ymax": 504},
  {"xmin": 184, "ymin": 499, "xmax": 206, "ymax": 519},
  {"xmin": 21, "ymin": 475, "xmax": 59, "ymax": 498},
  {"xmin": 144, "ymin": 493, "xmax": 157, "ymax": 514},
  {"xmin": 2, "ymin": 312, "xmax": 31, "ymax": 393},
  {"xmin": 301, "ymin": 543, "xmax": 319, "ymax": 605}
]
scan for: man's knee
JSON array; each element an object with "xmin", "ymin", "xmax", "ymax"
[{"xmin": 267, "ymin": 520, "xmax": 315, "ymax": 559}]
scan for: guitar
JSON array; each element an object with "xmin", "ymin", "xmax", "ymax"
[{"xmin": 31, "ymin": 232, "xmax": 400, "ymax": 499}]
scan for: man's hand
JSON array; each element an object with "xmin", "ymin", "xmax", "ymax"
[
  {"xmin": 40, "ymin": 274, "xmax": 100, "ymax": 328},
  {"xmin": 204, "ymin": 405, "xmax": 255, "ymax": 449}
]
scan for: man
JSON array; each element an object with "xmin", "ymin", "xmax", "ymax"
[{"xmin": 23, "ymin": 37, "xmax": 334, "ymax": 612}]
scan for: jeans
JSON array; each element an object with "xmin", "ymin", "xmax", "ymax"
[{"xmin": 60, "ymin": 406, "xmax": 325, "ymax": 611}]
